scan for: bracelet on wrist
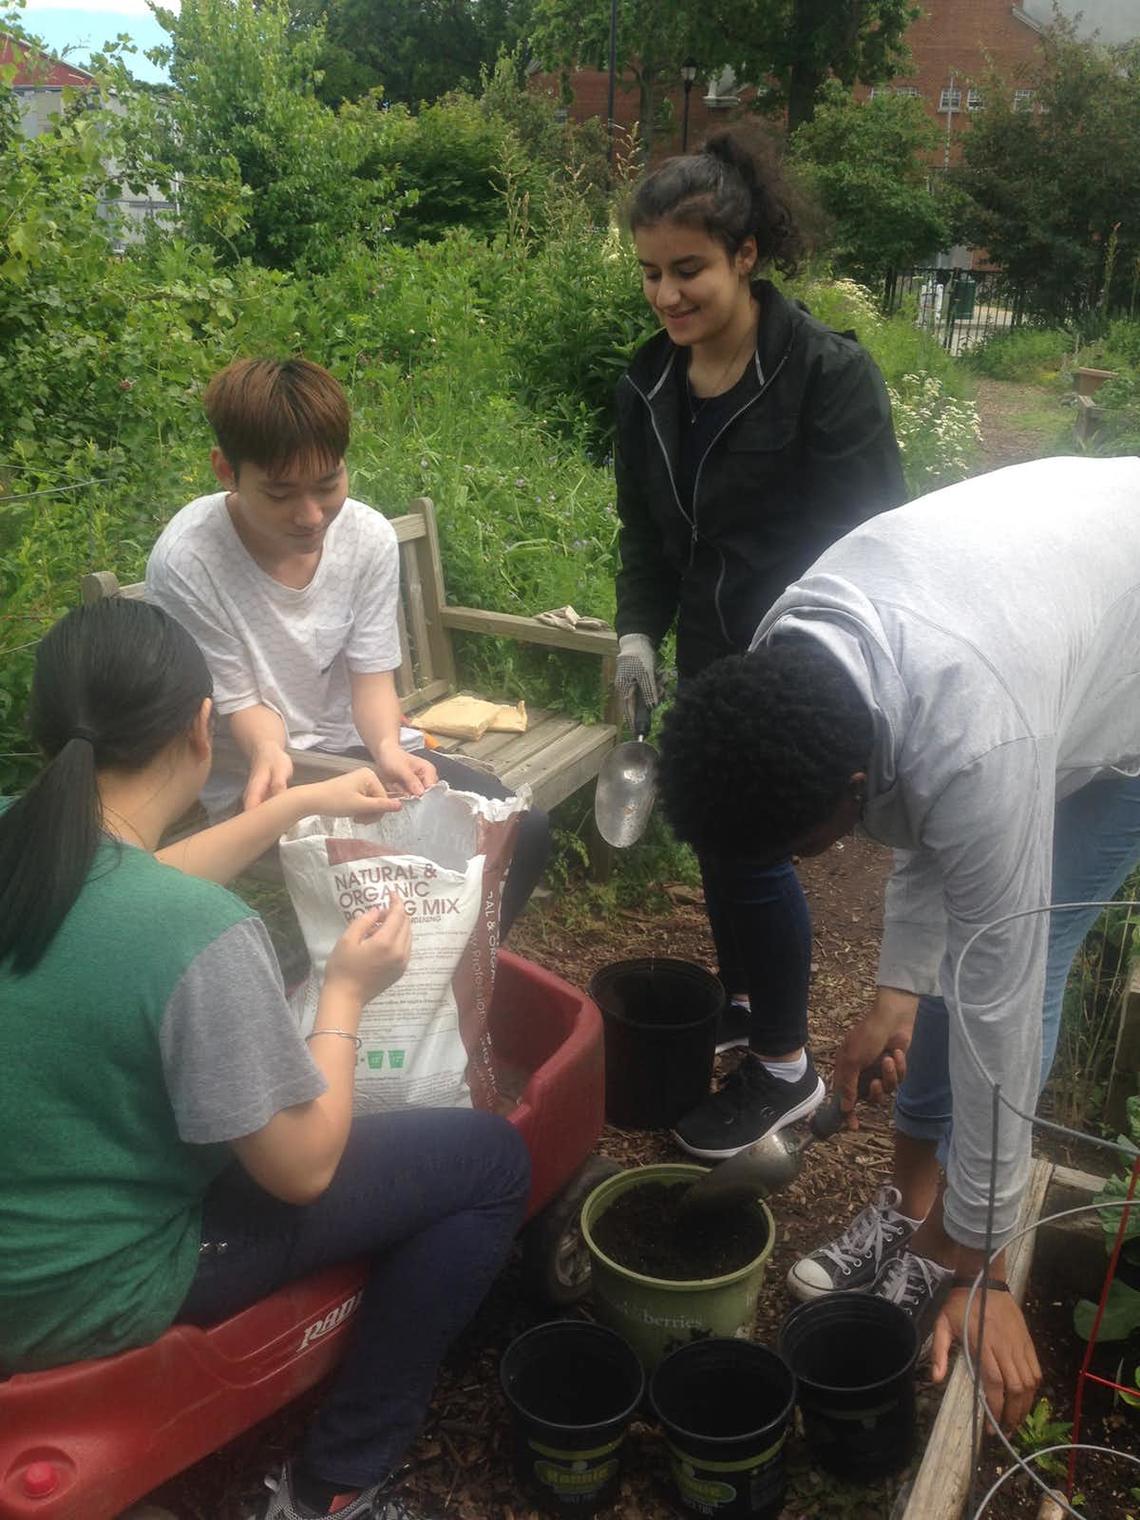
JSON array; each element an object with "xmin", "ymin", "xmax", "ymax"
[
  {"xmin": 305, "ymin": 1028, "xmax": 363, "ymax": 1050},
  {"xmin": 951, "ymin": 1273, "xmax": 1010, "ymax": 1293}
]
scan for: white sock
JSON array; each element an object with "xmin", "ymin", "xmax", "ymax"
[{"xmin": 758, "ymin": 1051, "xmax": 808, "ymax": 1084}]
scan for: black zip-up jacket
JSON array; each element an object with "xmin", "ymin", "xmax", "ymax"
[{"xmin": 614, "ymin": 280, "xmax": 907, "ymax": 678}]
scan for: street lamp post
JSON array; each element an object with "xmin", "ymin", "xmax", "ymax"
[
  {"xmin": 607, "ymin": 0, "xmax": 618, "ymax": 166},
  {"xmin": 680, "ymin": 57, "xmax": 698, "ymax": 152}
]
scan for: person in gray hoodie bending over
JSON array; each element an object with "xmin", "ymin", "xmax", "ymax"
[{"xmin": 658, "ymin": 454, "xmax": 1140, "ymax": 1433}]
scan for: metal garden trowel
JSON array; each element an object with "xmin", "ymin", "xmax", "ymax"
[
  {"xmin": 680, "ymin": 1064, "xmax": 884, "ymax": 1216},
  {"xmin": 593, "ymin": 693, "xmax": 659, "ymax": 848}
]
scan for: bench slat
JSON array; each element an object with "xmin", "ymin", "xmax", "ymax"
[
  {"xmin": 500, "ymin": 723, "xmax": 617, "ymax": 813},
  {"xmin": 440, "ymin": 605, "xmax": 617, "ymax": 657}
]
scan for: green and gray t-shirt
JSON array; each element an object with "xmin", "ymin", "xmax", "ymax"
[{"xmin": 0, "ymin": 840, "xmax": 324, "ymax": 1370}]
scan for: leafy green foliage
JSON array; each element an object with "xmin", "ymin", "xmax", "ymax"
[
  {"xmin": 1074, "ymin": 1097, "xmax": 1140, "ymax": 1343},
  {"xmin": 297, "ymin": 0, "xmax": 530, "ymax": 109},
  {"xmin": 966, "ymin": 327, "xmax": 1075, "ymax": 384},
  {"xmin": 1051, "ymin": 875, "xmax": 1140, "ymax": 1131},
  {"xmin": 1013, "ymin": 1397, "xmax": 1074, "ymax": 1480},
  {"xmin": 140, "ymin": 0, "xmax": 400, "ymax": 270},
  {"xmin": 791, "ymin": 82, "xmax": 954, "ymax": 283},
  {"xmin": 955, "ymin": 22, "xmax": 1140, "ymax": 327}
]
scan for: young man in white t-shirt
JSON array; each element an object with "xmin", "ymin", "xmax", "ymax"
[{"xmin": 147, "ymin": 357, "xmax": 547, "ymax": 932}]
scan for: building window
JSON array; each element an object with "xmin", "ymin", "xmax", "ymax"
[
  {"xmin": 1013, "ymin": 88, "xmax": 1035, "ymax": 111},
  {"xmin": 895, "ymin": 85, "xmax": 921, "ymax": 98},
  {"xmin": 967, "ymin": 89, "xmax": 984, "ymax": 110},
  {"xmin": 938, "ymin": 86, "xmax": 962, "ymax": 112}
]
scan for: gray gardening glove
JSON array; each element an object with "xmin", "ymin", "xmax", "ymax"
[{"xmin": 615, "ymin": 633, "xmax": 659, "ymax": 735}]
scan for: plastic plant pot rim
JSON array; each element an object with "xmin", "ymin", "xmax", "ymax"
[
  {"xmin": 588, "ymin": 960, "xmax": 724, "ymax": 1034},
  {"xmin": 581, "ymin": 1163, "xmax": 776, "ymax": 1292},
  {"xmin": 649, "ymin": 1341, "xmax": 797, "ymax": 1448},
  {"xmin": 500, "ymin": 1321, "xmax": 645, "ymax": 1434},
  {"xmin": 779, "ymin": 1301, "xmax": 918, "ymax": 1400}
]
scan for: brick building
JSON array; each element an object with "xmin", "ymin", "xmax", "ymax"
[{"xmin": 531, "ymin": 1, "xmax": 1139, "ymax": 161}]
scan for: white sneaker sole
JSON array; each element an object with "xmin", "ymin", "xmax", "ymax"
[
  {"xmin": 786, "ymin": 1261, "xmax": 845, "ymax": 1302},
  {"xmin": 670, "ymin": 1075, "xmax": 826, "ymax": 1161},
  {"xmin": 714, "ymin": 1032, "xmax": 751, "ymax": 1054}
]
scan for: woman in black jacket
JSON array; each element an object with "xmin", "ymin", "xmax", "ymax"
[{"xmin": 613, "ymin": 130, "xmax": 906, "ymax": 1160}]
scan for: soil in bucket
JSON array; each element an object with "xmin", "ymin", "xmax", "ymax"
[
  {"xmin": 587, "ymin": 959, "xmax": 722, "ymax": 1130},
  {"xmin": 778, "ymin": 1296, "xmax": 918, "ymax": 1481},
  {"xmin": 650, "ymin": 1338, "xmax": 797, "ymax": 1519},
  {"xmin": 500, "ymin": 1320, "xmax": 645, "ymax": 1515},
  {"xmin": 591, "ymin": 1179, "xmax": 770, "ymax": 1281},
  {"xmin": 582, "ymin": 1166, "xmax": 776, "ymax": 1370}
]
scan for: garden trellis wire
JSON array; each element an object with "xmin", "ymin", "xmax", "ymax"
[{"xmin": 944, "ymin": 901, "xmax": 1140, "ymax": 1518}]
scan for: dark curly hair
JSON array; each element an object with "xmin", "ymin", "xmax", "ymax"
[
  {"xmin": 659, "ymin": 639, "xmax": 874, "ymax": 859},
  {"xmin": 628, "ymin": 128, "xmax": 809, "ymax": 278}
]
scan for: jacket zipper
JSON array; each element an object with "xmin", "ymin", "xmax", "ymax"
[{"xmin": 694, "ymin": 349, "xmax": 790, "ymax": 642}]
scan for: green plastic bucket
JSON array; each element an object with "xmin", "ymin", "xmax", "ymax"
[{"xmin": 580, "ymin": 1164, "xmax": 775, "ymax": 1371}]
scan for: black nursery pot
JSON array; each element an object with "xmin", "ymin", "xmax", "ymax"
[
  {"xmin": 587, "ymin": 958, "xmax": 722, "ymax": 1130},
  {"xmin": 778, "ymin": 1296, "xmax": 919, "ymax": 1481},
  {"xmin": 500, "ymin": 1320, "xmax": 645, "ymax": 1515},
  {"xmin": 650, "ymin": 1338, "xmax": 797, "ymax": 1519}
]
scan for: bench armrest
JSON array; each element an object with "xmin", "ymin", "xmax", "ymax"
[{"xmin": 439, "ymin": 606, "xmax": 618, "ymax": 658}]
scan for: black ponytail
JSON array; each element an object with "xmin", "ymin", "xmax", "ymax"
[
  {"xmin": 628, "ymin": 126, "xmax": 809, "ymax": 277},
  {"xmin": 0, "ymin": 601, "xmax": 212, "ymax": 973}
]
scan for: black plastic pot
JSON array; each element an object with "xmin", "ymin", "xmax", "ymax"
[
  {"xmin": 650, "ymin": 1338, "xmax": 796, "ymax": 1518},
  {"xmin": 587, "ymin": 959, "xmax": 722, "ymax": 1130},
  {"xmin": 500, "ymin": 1320, "xmax": 645, "ymax": 1515},
  {"xmin": 778, "ymin": 1296, "xmax": 918, "ymax": 1480}
]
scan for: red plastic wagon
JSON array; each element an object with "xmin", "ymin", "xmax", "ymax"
[{"xmin": 0, "ymin": 950, "xmax": 613, "ymax": 1520}]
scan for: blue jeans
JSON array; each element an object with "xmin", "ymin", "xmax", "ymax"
[
  {"xmin": 699, "ymin": 852, "xmax": 813, "ymax": 1056},
  {"xmin": 177, "ymin": 1109, "xmax": 530, "ymax": 1488},
  {"xmin": 896, "ymin": 773, "xmax": 1140, "ymax": 1146}
]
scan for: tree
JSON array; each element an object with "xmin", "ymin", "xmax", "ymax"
[
  {"xmin": 775, "ymin": 0, "xmax": 916, "ymax": 133},
  {"xmin": 791, "ymin": 81, "xmax": 953, "ymax": 281},
  {"xmin": 140, "ymin": 0, "xmax": 398, "ymax": 271},
  {"xmin": 295, "ymin": 0, "xmax": 534, "ymax": 108},
  {"xmin": 527, "ymin": 0, "xmax": 917, "ymax": 156},
  {"xmin": 954, "ymin": 23, "xmax": 1140, "ymax": 325}
]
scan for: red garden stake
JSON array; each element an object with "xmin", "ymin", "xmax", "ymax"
[{"xmin": 1067, "ymin": 1153, "xmax": 1140, "ymax": 1496}]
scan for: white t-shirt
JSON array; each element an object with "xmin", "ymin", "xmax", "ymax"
[{"xmin": 147, "ymin": 493, "xmax": 416, "ymax": 771}]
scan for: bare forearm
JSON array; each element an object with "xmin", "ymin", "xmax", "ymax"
[
  {"xmin": 230, "ymin": 982, "xmax": 363, "ymax": 1203},
  {"xmin": 157, "ymin": 781, "xmax": 326, "ymax": 883},
  {"xmin": 350, "ymin": 670, "xmax": 402, "ymax": 760},
  {"xmin": 229, "ymin": 703, "xmax": 289, "ymax": 759}
]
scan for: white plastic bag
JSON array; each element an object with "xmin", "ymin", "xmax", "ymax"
[{"xmin": 280, "ymin": 781, "xmax": 526, "ymax": 1111}]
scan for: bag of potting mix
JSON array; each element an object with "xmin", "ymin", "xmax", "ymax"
[{"xmin": 280, "ymin": 781, "xmax": 525, "ymax": 1112}]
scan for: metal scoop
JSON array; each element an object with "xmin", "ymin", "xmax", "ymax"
[
  {"xmin": 594, "ymin": 693, "xmax": 659, "ymax": 848},
  {"xmin": 680, "ymin": 1065, "xmax": 883, "ymax": 1215}
]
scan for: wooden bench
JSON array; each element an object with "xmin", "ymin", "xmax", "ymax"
[{"xmin": 82, "ymin": 496, "xmax": 620, "ymax": 869}]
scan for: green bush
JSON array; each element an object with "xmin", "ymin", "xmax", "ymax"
[{"xmin": 966, "ymin": 326, "xmax": 1075, "ymax": 383}]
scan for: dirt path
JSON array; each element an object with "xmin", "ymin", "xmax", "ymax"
[{"xmin": 971, "ymin": 377, "xmax": 1072, "ymax": 472}]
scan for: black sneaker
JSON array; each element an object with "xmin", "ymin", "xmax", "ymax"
[
  {"xmin": 787, "ymin": 1185, "xmax": 919, "ymax": 1301},
  {"xmin": 670, "ymin": 1053, "xmax": 825, "ymax": 1160},
  {"xmin": 868, "ymin": 1249, "xmax": 954, "ymax": 1348},
  {"xmin": 715, "ymin": 999, "xmax": 751, "ymax": 1054}
]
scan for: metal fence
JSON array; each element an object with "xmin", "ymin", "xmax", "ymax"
[{"xmin": 882, "ymin": 266, "xmax": 1028, "ymax": 355}]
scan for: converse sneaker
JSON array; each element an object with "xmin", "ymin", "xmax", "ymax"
[
  {"xmin": 671, "ymin": 1052, "xmax": 825, "ymax": 1160},
  {"xmin": 715, "ymin": 999, "xmax": 752, "ymax": 1054},
  {"xmin": 787, "ymin": 1185, "xmax": 919, "ymax": 1301},
  {"xmin": 254, "ymin": 1464, "xmax": 438, "ymax": 1520},
  {"xmin": 868, "ymin": 1249, "xmax": 954, "ymax": 1348}
]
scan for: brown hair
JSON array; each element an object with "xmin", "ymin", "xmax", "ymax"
[
  {"xmin": 628, "ymin": 128, "xmax": 809, "ymax": 278},
  {"xmin": 203, "ymin": 358, "xmax": 350, "ymax": 477}
]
